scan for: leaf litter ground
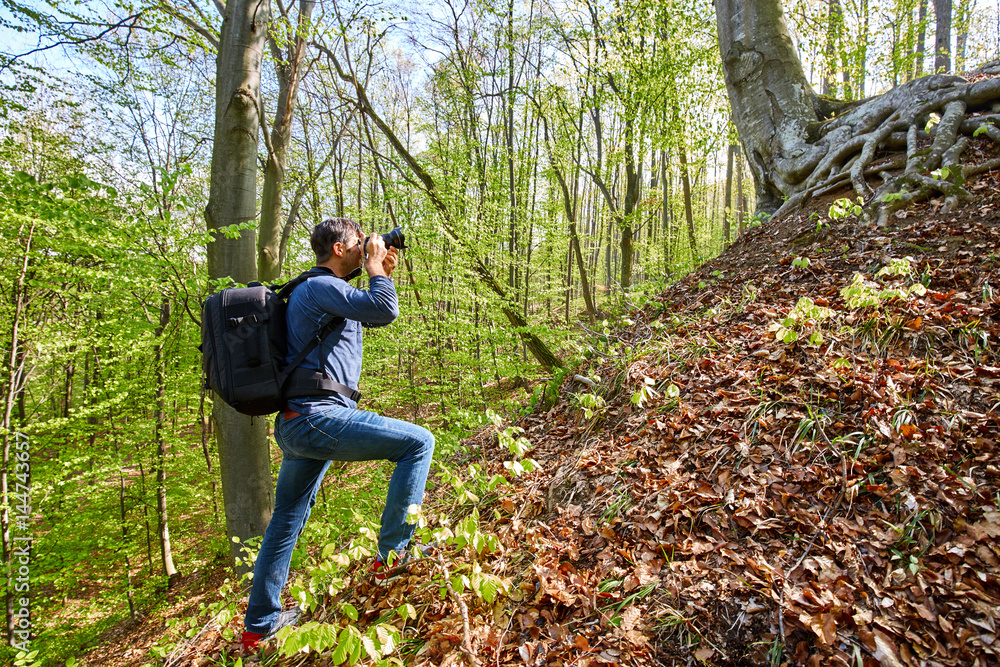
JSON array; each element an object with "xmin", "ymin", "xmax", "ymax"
[
  {"xmin": 345, "ymin": 168, "xmax": 998, "ymax": 666},
  {"xmin": 95, "ymin": 146, "xmax": 1000, "ymax": 667}
]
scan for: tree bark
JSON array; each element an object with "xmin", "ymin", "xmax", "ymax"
[
  {"xmin": 724, "ymin": 141, "xmax": 735, "ymax": 247},
  {"xmin": 153, "ymin": 296, "xmax": 179, "ymax": 586},
  {"xmin": 715, "ymin": 0, "xmax": 820, "ymax": 216},
  {"xmin": 934, "ymin": 0, "xmax": 951, "ymax": 73},
  {"xmin": 204, "ymin": 0, "xmax": 274, "ymax": 569},
  {"xmin": 717, "ymin": 0, "xmax": 1000, "ymax": 226}
]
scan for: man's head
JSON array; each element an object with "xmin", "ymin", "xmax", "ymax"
[{"xmin": 311, "ymin": 217, "xmax": 364, "ymax": 265}]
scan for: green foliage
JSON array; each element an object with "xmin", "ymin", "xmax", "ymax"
[
  {"xmin": 768, "ymin": 297, "xmax": 836, "ymax": 345},
  {"xmin": 746, "ymin": 211, "xmax": 768, "ymax": 228},
  {"xmin": 631, "ymin": 377, "xmax": 660, "ymax": 409},
  {"xmin": 828, "ymin": 197, "xmax": 864, "ymax": 220},
  {"xmin": 277, "ymin": 620, "xmax": 403, "ymax": 663},
  {"xmin": 526, "ymin": 367, "xmax": 572, "ymax": 415},
  {"xmin": 498, "ymin": 426, "xmax": 540, "ymax": 478},
  {"xmin": 571, "ymin": 391, "xmax": 607, "ymax": 422},
  {"xmin": 841, "ymin": 258, "xmax": 927, "ymax": 309}
]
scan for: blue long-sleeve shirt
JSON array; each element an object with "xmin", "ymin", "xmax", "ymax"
[{"xmin": 285, "ymin": 272, "xmax": 398, "ymax": 413}]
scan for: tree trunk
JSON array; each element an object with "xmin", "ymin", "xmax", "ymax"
[
  {"xmin": 619, "ymin": 122, "xmax": 640, "ymax": 291},
  {"xmin": 2, "ymin": 220, "xmax": 33, "ymax": 646},
  {"xmin": 717, "ymin": 0, "xmax": 1000, "ymax": 226},
  {"xmin": 205, "ymin": 0, "xmax": 274, "ymax": 569},
  {"xmin": 153, "ymin": 296, "xmax": 179, "ymax": 586},
  {"xmin": 916, "ymin": 0, "xmax": 928, "ymax": 77},
  {"xmin": 677, "ymin": 127, "xmax": 699, "ymax": 262},
  {"xmin": 724, "ymin": 141, "xmax": 735, "ymax": 247},
  {"xmin": 715, "ymin": 0, "xmax": 819, "ymax": 216},
  {"xmin": 824, "ymin": 0, "xmax": 843, "ymax": 96},
  {"xmin": 258, "ymin": 0, "xmax": 316, "ymax": 282},
  {"xmin": 934, "ymin": 0, "xmax": 951, "ymax": 73}
]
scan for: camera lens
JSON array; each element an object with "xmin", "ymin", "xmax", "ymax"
[{"xmin": 380, "ymin": 226, "xmax": 406, "ymax": 250}]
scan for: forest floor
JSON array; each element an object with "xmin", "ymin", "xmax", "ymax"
[{"xmin": 85, "ymin": 138, "xmax": 1000, "ymax": 666}]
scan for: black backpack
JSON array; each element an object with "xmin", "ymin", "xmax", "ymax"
[{"xmin": 200, "ymin": 268, "xmax": 361, "ymax": 416}]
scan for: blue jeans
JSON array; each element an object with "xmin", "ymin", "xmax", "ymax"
[{"xmin": 244, "ymin": 406, "xmax": 435, "ymax": 634}]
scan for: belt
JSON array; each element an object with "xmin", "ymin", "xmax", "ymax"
[{"xmin": 284, "ymin": 409, "xmax": 302, "ymax": 421}]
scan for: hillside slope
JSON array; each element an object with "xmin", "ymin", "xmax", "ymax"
[
  {"xmin": 150, "ymin": 142, "xmax": 999, "ymax": 667},
  {"xmin": 326, "ymin": 176, "xmax": 999, "ymax": 666}
]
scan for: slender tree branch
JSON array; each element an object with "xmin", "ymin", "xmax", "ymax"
[{"xmin": 162, "ymin": 1, "xmax": 220, "ymax": 49}]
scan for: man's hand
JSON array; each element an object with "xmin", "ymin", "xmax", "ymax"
[
  {"xmin": 364, "ymin": 234, "xmax": 389, "ymax": 278},
  {"xmin": 382, "ymin": 247, "xmax": 399, "ymax": 277}
]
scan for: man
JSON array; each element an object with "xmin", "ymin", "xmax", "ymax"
[{"xmin": 241, "ymin": 216, "xmax": 435, "ymax": 652}]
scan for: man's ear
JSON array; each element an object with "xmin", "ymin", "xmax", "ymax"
[{"xmin": 331, "ymin": 242, "xmax": 344, "ymax": 258}]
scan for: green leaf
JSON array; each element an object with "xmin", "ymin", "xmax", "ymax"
[
  {"xmin": 397, "ymin": 603, "xmax": 417, "ymax": 620},
  {"xmin": 349, "ymin": 634, "xmax": 364, "ymax": 664},
  {"xmin": 331, "ymin": 641, "xmax": 348, "ymax": 665}
]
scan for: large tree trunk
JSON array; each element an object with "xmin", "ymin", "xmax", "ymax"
[
  {"xmin": 716, "ymin": 0, "xmax": 1000, "ymax": 225},
  {"xmin": 204, "ymin": 0, "xmax": 274, "ymax": 570},
  {"xmin": 714, "ymin": 0, "xmax": 820, "ymax": 215}
]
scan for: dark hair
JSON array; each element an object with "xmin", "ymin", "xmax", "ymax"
[{"xmin": 311, "ymin": 217, "xmax": 363, "ymax": 264}]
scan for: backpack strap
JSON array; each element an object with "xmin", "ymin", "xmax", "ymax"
[{"xmin": 274, "ymin": 266, "xmax": 334, "ymax": 300}]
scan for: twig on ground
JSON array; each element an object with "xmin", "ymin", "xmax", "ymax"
[{"xmin": 436, "ymin": 551, "xmax": 484, "ymax": 667}]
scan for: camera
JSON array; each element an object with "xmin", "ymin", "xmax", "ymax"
[
  {"xmin": 346, "ymin": 226, "xmax": 407, "ymax": 280},
  {"xmin": 366, "ymin": 226, "xmax": 407, "ymax": 251}
]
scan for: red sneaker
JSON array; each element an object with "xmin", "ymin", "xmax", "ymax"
[
  {"xmin": 241, "ymin": 631, "xmax": 265, "ymax": 652},
  {"xmin": 370, "ymin": 555, "xmax": 401, "ymax": 581},
  {"xmin": 241, "ymin": 606, "xmax": 302, "ymax": 651}
]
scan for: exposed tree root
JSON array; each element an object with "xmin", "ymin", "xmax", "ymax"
[{"xmin": 772, "ymin": 61, "xmax": 1000, "ymax": 224}]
